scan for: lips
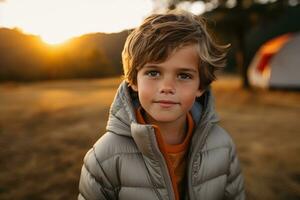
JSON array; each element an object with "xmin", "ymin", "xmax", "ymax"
[{"xmin": 153, "ymin": 100, "xmax": 179, "ymax": 108}]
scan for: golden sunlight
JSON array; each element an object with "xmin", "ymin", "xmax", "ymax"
[
  {"xmin": 0, "ymin": 0, "xmax": 153, "ymax": 45},
  {"xmin": 39, "ymin": 31, "xmax": 72, "ymax": 45}
]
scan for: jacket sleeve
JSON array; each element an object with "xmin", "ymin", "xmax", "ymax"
[
  {"xmin": 224, "ymin": 139, "xmax": 246, "ymax": 200},
  {"xmin": 78, "ymin": 148, "xmax": 116, "ymax": 200}
]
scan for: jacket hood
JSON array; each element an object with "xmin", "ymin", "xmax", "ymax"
[{"xmin": 106, "ymin": 81, "xmax": 219, "ymax": 137}]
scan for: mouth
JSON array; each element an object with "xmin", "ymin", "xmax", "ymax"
[{"xmin": 153, "ymin": 100, "xmax": 179, "ymax": 108}]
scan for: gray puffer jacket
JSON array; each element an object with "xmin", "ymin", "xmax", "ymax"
[{"xmin": 78, "ymin": 81, "xmax": 245, "ymax": 200}]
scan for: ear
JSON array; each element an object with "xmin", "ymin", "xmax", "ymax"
[
  {"xmin": 196, "ymin": 89, "xmax": 204, "ymax": 98},
  {"xmin": 131, "ymin": 84, "xmax": 138, "ymax": 92}
]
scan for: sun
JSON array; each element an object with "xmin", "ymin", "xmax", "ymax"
[
  {"xmin": 0, "ymin": 0, "xmax": 154, "ymax": 44},
  {"xmin": 40, "ymin": 34, "xmax": 70, "ymax": 45},
  {"xmin": 41, "ymin": 36, "xmax": 68, "ymax": 45}
]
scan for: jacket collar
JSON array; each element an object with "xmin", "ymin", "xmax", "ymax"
[{"xmin": 106, "ymin": 81, "xmax": 219, "ymax": 138}]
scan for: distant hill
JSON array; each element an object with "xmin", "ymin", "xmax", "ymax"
[{"xmin": 0, "ymin": 28, "xmax": 129, "ymax": 81}]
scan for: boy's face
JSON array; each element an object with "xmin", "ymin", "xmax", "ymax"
[{"xmin": 131, "ymin": 44, "xmax": 203, "ymax": 124}]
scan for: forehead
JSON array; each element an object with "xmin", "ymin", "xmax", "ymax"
[{"xmin": 145, "ymin": 44, "xmax": 200, "ymax": 69}]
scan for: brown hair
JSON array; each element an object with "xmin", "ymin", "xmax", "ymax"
[{"xmin": 122, "ymin": 9, "xmax": 230, "ymax": 90}]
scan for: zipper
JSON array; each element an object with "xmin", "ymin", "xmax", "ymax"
[
  {"xmin": 161, "ymin": 147, "xmax": 180, "ymax": 200},
  {"xmin": 186, "ymin": 122, "xmax": 212, "ymax": 199},
  {"xmin": 149, "ymin": 127, "xmax": 176, "ymax": 200},
  {"xmin": 135, "ymin": 110, "xmax": 176, "ymax": 200}
]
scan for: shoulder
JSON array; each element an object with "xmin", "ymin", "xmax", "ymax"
[
  {"xmin": 82, "ymin": 132, "xmax": 141, "ymax": 186},
  {"xmin": 204, "ymin": 124, "xmax": 236, "ymax": 151},
  {"xmin": 85, "ymin": 132, "xmax": 139, "ymax": 165},
  {"xmin": 82, "ymin": 132, "xmax": 146, "ymax": 188}
]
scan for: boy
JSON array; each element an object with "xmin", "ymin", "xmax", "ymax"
[{"xmin": 79, "ymin": 10, "xmax": 245, "ymax": 200}]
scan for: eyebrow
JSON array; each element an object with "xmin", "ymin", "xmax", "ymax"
[{"xmin": 143, "ymin": 64, "xmax": 198, "ymax": 73}]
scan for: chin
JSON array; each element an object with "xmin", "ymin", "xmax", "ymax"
[{"xmin": 150, "ymin": 114, "xmax": 182, "ymax": 123}]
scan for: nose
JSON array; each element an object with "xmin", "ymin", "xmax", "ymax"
[{"xmin": 160, "ymin": 77, "xmax": 175, "ymax": 95}]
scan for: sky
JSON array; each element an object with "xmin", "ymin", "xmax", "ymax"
[
  {"xmin": 0, "ymin": 0, "xmax": 154, "ymax": 44},
  {"xmin": 0, "ymin": 0, "xmax": 207, "ymax": 45},
  {"xmin": 0, "ymin": 0, "xmax": 295, "ymax": 45}
]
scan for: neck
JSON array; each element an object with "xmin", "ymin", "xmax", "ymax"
[{"xmin": 145, "ymin": 114, "xmax": 187, "ymax": 145}]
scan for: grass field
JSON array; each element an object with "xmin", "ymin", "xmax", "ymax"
[{"xmin": 0, "ymin": 76, "xmax": 299, "ymax": 200}]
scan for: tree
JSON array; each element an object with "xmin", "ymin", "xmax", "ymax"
[{"xmin": 156, "ymin": 0, "xmax": 296, "ymax": 88}]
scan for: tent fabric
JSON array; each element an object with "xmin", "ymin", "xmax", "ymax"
[
  {"xmin": 269, "ymin": 33, "xmax": 300, "ymax": 88},
  {"xmin": 248, "ymin": 32, "xmax": 300, "ymax": 89}
]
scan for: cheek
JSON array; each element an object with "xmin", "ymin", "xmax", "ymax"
[
  {"xmin": 179, "ymin": 88, "xmax": 199, "ymax": 106},
  {"xmin": 137, "ymin": 79, "xmax": 155, "ymax": 100},
  {"xmin": 183, "ymin": 95, "xmax": 197, "ymax": 106}
]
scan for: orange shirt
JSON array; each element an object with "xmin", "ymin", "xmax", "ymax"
[{"xmin": 136, "ymin": 108, "xmax": 194, "ymax": 200}]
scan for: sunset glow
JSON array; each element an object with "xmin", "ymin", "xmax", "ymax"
[{"xmin": 0, "ymin": 0, "xmax": 153, "ymax": 45}]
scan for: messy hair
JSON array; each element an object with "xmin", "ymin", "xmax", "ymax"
[{"xmin": 122, "ymin": 10, "xmax": 230, "ymax": 90}]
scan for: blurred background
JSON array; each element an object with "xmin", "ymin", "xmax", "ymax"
[{"xmin": 0, "ymin": 0, "xmax": 299, "ymax": 199}]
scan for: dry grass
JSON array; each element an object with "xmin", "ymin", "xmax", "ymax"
[{"xmin": 0, "ymin": 76, "xmax": 299, "ymax": 200}]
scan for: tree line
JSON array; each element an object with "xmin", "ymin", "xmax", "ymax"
[{"xmin": 0, "ymin": 28, "xmax": 128, "ymax": 82}]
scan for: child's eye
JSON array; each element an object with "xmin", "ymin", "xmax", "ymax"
[
  {"xmin": 178, "ymin": 73, "xmax": 192, "ymax": 80},
  {"xmin": 146, "ymin": 70, "xmax": 160, "ymax": 77}
]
